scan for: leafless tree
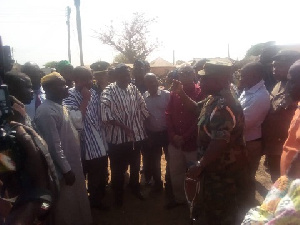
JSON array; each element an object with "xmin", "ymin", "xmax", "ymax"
[{"xmin": 97, "ymin": 13, "xmax": 159, "ymax": 63}]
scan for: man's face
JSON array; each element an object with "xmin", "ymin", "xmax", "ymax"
[
  {"xmin": 178, "ymin": 70, "xmax": 195, "ymax": 87},
  {"xmin": 53, "ymin": 79, "xmax": 69, "ymax": 100},
  {"xmin": 94, "ymin": 73, "xmax": 108, "ymax": 87},
  {"xmin": 61, "ymin": 66, "xmax": 73, "ymax": 82},
  {"xmin": 287, "ymin": 72, "xmax": 300, "ymax": 101},
  {"xmin": 239, "ymin": 67, "xmax": 253, "ymax": 90},
  {"xmin": 18, "ymin": 77, "xmax": 34, "ymax": 104},
  {"xmin": 200, "ymin": 75, "xmax": 220, "ymax": 95},
  {"xmin": 28, "ymin": 69, "xmax": 43, "ymax": 91},
  {"xmin": 116, "ymin": 69, "xmax": 131, "ymax": 88},
  {"xmin": 273, "ymin": 60, "xmax": 293, "ymax": 81},
  {"xmin": 144, "ymin": 76, "xmax": 158, "ymax": 95},
  {"xmin": 76, "ymin": 76, "xmax": 93, "ymax": 90},
  {"xmin": 133, "ymin": 67, "xmax": 145, "ymax": 84}
]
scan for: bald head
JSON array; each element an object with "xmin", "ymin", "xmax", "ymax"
[
  {"xmin": 287, "ymin": 60, "xmax": 300, "ymax": 101},
  {"xmin": 144, "ymin": 73, "xmax": 157, "ymax": 80},
  {"xmin": 144, "ymin": 73, "xmax": 159, "ymax": 96},
  {"xmin": 178, "ymin": 64, "xmax": 195, "ymax": 87},
  {"xmin": 242, "ymin": 62, "xmax": 264, "ymax": 77},
  {"xmin": 73, "ymin": 66, "xmax": 92, "ymax": 81},
  {"xmin": 72, "ymin": 66, "xmax": 93, "ymax": 90},
  {"xmin": 240, "ymin": 62, "xmax": 265, "ymax": 90},
  {"xmin": 4, "ymin": 71, "xmax": 33, "ymax": 104},
  {"xmin": 21, "ymin": 62, "xmax": 43, "ymax": 90}
]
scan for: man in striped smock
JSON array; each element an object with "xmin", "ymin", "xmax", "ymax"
[
  {"xmin": 63, "ymin": 66, "xmax": 109, "ymax": 210},
  {"xmin": 101, "ymin": 64, "xmax": 149, "ymax": 207}
]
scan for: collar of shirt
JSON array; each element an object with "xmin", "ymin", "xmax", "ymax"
[
  {"xmin": 271, "ymin": 80, "xmax": 287, "ymax": 97},
  {"xmin": 116, "ymin": 83, "xmax": 133, "ymax": 92},
  {"xmin": 244, "ymin": 80, "xmax": 265, "ymax": 94},
  {"xmin": 144, "ymin": 89, "xmax": 162, "ymax": 98}
]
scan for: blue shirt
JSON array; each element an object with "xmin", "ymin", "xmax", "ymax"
[
  {"xmin": 238, "ymin": 80, "xmax": 270, "ymax": 141},
  {"xmin": 143, "ymin": 89, "xmax": 170, "ymax": 132},
  {"xmin": 25, "ymin": 87, "xmax": 45, "ymax": 120}
]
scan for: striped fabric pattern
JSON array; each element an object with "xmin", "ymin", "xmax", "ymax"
[
  {"xmin": 63, "ymin": 87, "xmax": 107, "ymax": 160},
  {"xmin": 100, "ymin": 83, "xmax": 149, "ymax": 144}
]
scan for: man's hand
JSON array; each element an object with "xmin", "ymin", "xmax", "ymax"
[
  {"xmin": 173, "ymin": 135, "xmax": 184, "ymax": 148},
  {"xmin": 80, "ymin": 87, "xmax": 91, "ymax": 117},
  {"xmin": 123, "ymin": 126, "xmax": 134, "ymax": 140},
  {"xmin": 63, "ymin": 170, "xmax": 75, "ymax": 186},
  {"xmin": 186, "ymin": 164, "xmax": 203, "ymax": 180},
  {"xmin": 109, "ymin": 120, "xmax": 135, "ymax": 141},
  {"xmin": 80, "ymin": 86, "xmax": 91, "ymax": 102},
  {"xmin": 10, "ymin": 96, "xmax": 26, "ymax": 117},
  {"xmin": 171, "ymin": 80, "xmax": 184, "ymax": 94}
]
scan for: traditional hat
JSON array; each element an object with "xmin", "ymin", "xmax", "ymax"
[
  {"xmin": 90, "ymin": 61, "xmax": 110, "ymax": 72},
  {"xmin": 41, "ymin": 72, "xmax": 64, "ymax": 86},
  {"xmin": 56, "ymin": 60, "xmax": 72, "ymax": 73},
  {"xmin": 198, "ymin": 60, "xmax": 233, "ymax": 76},
  {"xmin": 115, "ymin": 64, "xmax": 130, "ymax": 75}
]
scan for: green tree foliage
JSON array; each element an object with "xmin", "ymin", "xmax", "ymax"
[
  {"xmin": 245, "ymin": 41, "xmax": 276, "ymax": 57},
  {"xmin": 44, "ymin": 61, "xmax": 58, "ymax": 68},
  {"xmin": 113, "ymin": 53, "xmax": 130, "ymax": 64},
  {"xmin": 97, "ymin": 13, "xmax": 159, "ymax": 63},
  {"xmin": 176, "ymin": 60, "xmax": 186, "ymax": 65}
]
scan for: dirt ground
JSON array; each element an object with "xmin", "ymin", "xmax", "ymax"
[{"xmin": 92, "ymin": 155, "xmax": 273, "ymax": 225}]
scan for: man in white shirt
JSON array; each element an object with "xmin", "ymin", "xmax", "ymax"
[
  {"xmin": 238, "ymin": 62, "xmax": 270, "ymax": 207},
  {"xmin": 143, "ymin": 73, "xmax": 172, "ymax": 194}
]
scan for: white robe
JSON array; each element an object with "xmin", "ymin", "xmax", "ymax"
[{"xmin": 35, "ymin": 99, "xmax": 92, "ymax": 225}]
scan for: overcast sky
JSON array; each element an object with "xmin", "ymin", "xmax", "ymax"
[{"xmin": 1, "ymin": 0, "xmax": 300, "ymax": 67}]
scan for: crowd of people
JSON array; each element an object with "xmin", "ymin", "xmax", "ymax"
[{"xmin": 2, "ymin": 48, "xmax": 300, "ymax": 225}]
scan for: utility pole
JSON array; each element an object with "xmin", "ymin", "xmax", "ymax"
[
  {"xmin": 66, "ymin": 6, "xmax": 71, "ymax": 63},
  {"xmin": 173, "ymin": 50, "xmax": 175, "ymax": 65},
  {"xmin": 227, "ymin": 43, "xmax": 230, "ymax": 59},
  {"xmin": 74, "ymin": 0, "xmax": 84, "ymax": 66}
]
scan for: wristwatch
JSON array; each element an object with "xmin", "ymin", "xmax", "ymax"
[{"xmin": 196, "ymin": 160, "xmax": 204, "ymax": 171}]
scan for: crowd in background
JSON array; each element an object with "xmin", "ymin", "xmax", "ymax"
[{"xmin": 2, "ymin": 48, "xmax": 300, "ymax": 225}]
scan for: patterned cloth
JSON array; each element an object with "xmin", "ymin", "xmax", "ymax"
[
  {"xmin": 197, "ymin": 88, "xmax": 245, "ymax": 166},
  {"xmin": 63, "ymin": 87, "xmax": 107, "ymax": 159},
  {"xmin": 194, "ymin": 166, "xmax": 246, "ymax": 225},
  {"xmin": 242, "ymin": 176, "xmax": 300, "ymax": 225},
  {"xmin": 195, "ymin": 88, "xmax": 246, "ymax": 225},
  {"xmin": 100, "ymin": 82, "xmax": 149, "ymax": 144}
]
